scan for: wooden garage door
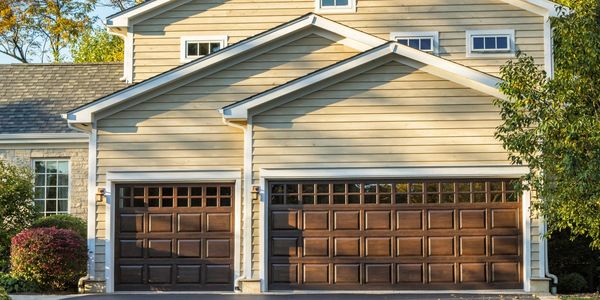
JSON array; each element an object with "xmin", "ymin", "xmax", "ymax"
[
  {"xmin": 268, "ymin": 179, "xmax": 522, "ymax": 290},
  {"xmin": 115, "ymin": 183, "xmax": 234, "ymax": 291}
]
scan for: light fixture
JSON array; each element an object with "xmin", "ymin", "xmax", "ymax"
[
  {"xmin": 251, "ymin": 185, "xmax": 260, "ymax": 201},
  {"xmin": 95, "ymin": 188, "xmax": 106, "ymax": 202}
]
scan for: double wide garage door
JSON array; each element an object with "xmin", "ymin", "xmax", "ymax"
[
  {"xmin": 115, "ymin": 183, "xmax": 234, "ymax": 291},
  {"xmin": 269, "ymin": 179, "xmax": 522, "ymax": 290}
]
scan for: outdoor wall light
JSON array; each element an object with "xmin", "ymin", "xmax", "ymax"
[
  {"xmin": 95, "ymin": 187, "xmax": 106, "ymax": 202},
  {"xmin": 251, "ymin": 185, "xmax": 260, "ymax": 200}
]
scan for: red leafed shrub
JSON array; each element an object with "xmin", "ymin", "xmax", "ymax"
[{"xmin": 10, "ymin": 227, "xmax": 86, "ymax": 291}]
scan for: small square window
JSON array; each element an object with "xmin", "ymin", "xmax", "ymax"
[
  {"xmin": 181, "ymin": 36, "xmax": 227, "ymax": 62},
  {"xmin": 316, "ymin": 0, "xmax": 356, "ymax": 13},
  {"xmin": 467, "ymin": 30, "xmax": 514, "ymax": 57},
  {"xmin": 391, "ymin": 32, "xmax": 438, "ymax": 54}
]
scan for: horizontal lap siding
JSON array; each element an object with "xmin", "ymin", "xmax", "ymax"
[
  {"xmin": 132, "ymin": 0, "xmax": 544, "ymax": 81},
  {"xmin": 94, "ymin": 34, "xmax": 359, "ymax": 280},
  {"xmin": 251, "ymin": 60, "xmax": 512, "ymax": 273}
]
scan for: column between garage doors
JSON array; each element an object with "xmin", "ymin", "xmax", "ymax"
[{"xmin": 103, "ymin": 170, "xmax": 242, "ymax": 292}]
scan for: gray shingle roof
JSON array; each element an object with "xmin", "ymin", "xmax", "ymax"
[{"xmin": 0, "ymin": 63, "xmax": 129, "ymax": 134}]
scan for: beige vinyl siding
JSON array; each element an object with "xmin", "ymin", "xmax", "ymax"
[
  {"xmin": 251, "ymin": 60, "xmax": 512, "ymax": 273},
  {"xmin": 131, "ymin": 0, "xmax": 544, "ymax": 81},
  {"xmin": 93, "ymin": 33, "xmax": 359, "ymax": 279}
]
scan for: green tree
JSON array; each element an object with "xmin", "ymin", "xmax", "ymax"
[
  {"xmin": 0, "ymin": 160, "xmax": 38, "ymax": 272},
  {"xmin": 494, "ymin": 0, "xmax": 600, "ymax": 247},
  {"xmin": 71, "ymin": 27, "xmax": 123, "ymax": 63},
  {"xmin": 0, "ymin": 0, "xmax": 41, "ymax": 63}
]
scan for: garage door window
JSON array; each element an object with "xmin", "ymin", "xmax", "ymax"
[{"xmin": 119, "ymin": 184, "xmax": 232, "ymax": 208}]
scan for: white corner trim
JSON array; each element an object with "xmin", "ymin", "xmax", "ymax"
[
  {"xmin": 67, "ymin": 14, "xmax": 386, "ymax": 125},
  {"xmin": 523, "ymin": 189, "xmax": 532, "ymax": 292},
  {"xmin": 104, "ymin": 169, "xmax": 242, "ymax": 293},
  {"xmin": 0, "ymin": 133, "xmax": 88, "ymax": 144},
  {"xmin": 543, "ymin": 16, "xmax": 554, "ymax": 77},
  {"xmin": 466, "ymin": 29, "xmax": 516, "ymax": 58},
  {"xmin": 390, "ymin": 31, "xmax": 440, "ymax": 55},
  {"xmin": 179, "ymin": 35, "xmax": 229, "ymax": 63},
  {"xmin": 86, "ymin": 125, "xmax": 97, "ymax": 279},
  {"xmin": 314, "ymin": 0, "xmax": 356, "ymax": 14},
  {"xmin": 221, "ymin": 42, "xmax": 504, "ymax": 120}
]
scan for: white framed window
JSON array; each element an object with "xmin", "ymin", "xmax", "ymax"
[
  {"xmin": 390, "ymin": 32, "xmax": 439, "ymax": 54},
  {"xmin": 180, "ymin": 35, "xmax": 228, "ymax": 62},
  {"xmin": 466, "ymin": 29, "xmax": 515, "ymax": 57},
  {"xmin": 315, "ymin": 0, "xmax": 356, "ymax": 13},
  {"xmin": 33, "ymin": 159, "xmax": 69, "ymax": 215}
]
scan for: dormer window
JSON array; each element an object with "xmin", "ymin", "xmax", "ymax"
[
  {"xmin": 390, "ymin": 32, "xmax": 439, "ymax": 54},
  {"xmin": 180, "ymin": 35, "xmax": 228, "ymax": 62},
  {"xmin": 315, "ymin": 0, "xmax": 356, "ymax": 13},
  {"xmin": 466, "ymin": 30, "xmax": 515, "ymax": 57}
]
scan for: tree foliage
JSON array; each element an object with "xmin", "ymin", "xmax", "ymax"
[
  {"xmin": 70, "ymin": 27, "xmax": 123, "ymax": 62},
  {"xmin": 0, "ymin": 160, "xmax": 37, "ymax": 272},
  {"xmin": 494, "ymin": 0, "xmax": 600, "ymax": 247},
  {"xmin": 0, "ymin": 0, "xmax": 40, "ymax": 62}
]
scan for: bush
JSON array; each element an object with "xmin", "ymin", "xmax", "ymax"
[
  {"xmin": 31, "ymin": 215, "xmax": 87, "ymax": 239},
  {"xmin": 0, "ymin": 273, "xmax": 37, "ymax": 294},
  {"xmin": 559, "ymin": 272, "xmax": 588, "ymax": 293},
  {"xmin": 0, "ymin": 286, "xmax": 9, "ymax": 300},
  {"xmin": 10, "ymin": 228, "xmax": 86, "ymax": 291},
  {"xmin": 0, "ymin": 160, "xmax": 37, "ymax": 272}
]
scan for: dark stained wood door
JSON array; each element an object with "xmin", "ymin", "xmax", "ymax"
[
  {"xmin": 268, "ymin": 179, "xmax": 522, "ymax": 290},
  {"xmin": 115, "ymin": 183, "xmax": 234, "ymax": 291}
]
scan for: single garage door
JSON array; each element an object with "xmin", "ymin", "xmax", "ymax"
[
  {"xmin": 268, "ymin": 179, "xmax": 522, "ymax": 290},
  {"xmin": 115, "ymin": 183, "xmax": 234, "ymax": 291}
]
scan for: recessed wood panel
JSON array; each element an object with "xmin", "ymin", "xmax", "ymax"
[
  {"xmin": 177, "ymin": 240, "xmax": 201, "ymax": 258},
  {"xmin": 176, "ymin": 265, "xmax": 201, "ymax": 283},
  {"xmin": 205, "ymin": 265, "xmax": 231, "ymax": 284},
  {"xmin": 334, "ymin": 211, "xmax": 360, "ymax": 230},
  {"xmin": 334, "ymin": 238, "xmax": 360, "ymax": 256},
  {"xmin": 491, "ymin": 262, "xmax": 520, "ymax": 282},
  {"xmin": 396, "ymin": 210, "xmax": 422, "ymax": 229},
  {"xmin": 120, "ymin": 214, "xmax": 143, "ymax": 232},
  {"xmin": 429, "ymin": 237, "xmax": 454, "ymax": 256},
  {"xmin": 397, "ymin": 264, "xmax": 423, "ymax": 283},
  {"xmin": 206, "ymin": 213, "xmax": 230, "ymax": 232},
  {"xmin": 119, "ymin": 266, "xmax": 143, "ymax": 284},
  {"xmin": 178, "ymin": 214, "xmax": 201, "ymax": 232},
  {"xmin": 492, "ymin": 236, "xmax": 519, "ymax": 255},
  {"xmin": 272, "ymin": 264, "xmax": 298, "ymax": 283},
  {"xmin": 120, "ymin": 240, "xmax": 143, "ymax": 258},
  {"xmin": 148, "ymin": 265, "xmax": 172, "ymax": 283},
  {"xmin": 365, "ymin": 211, "xmax": 391, "ymax": 230},
  {"xmin": 303, "ymin": 211, "xmax": 329, "ymax": 230},
  {"xmin": 460, "ymin": 210, "xmax": 486, "ymax": 229},
  {"xmin": 365, "ymin": 264, "xmax": 392, "ymax": 284},
  {"xmin": 303, "ymin": 264, "xmax": 329, "ymax": 284},
  {"xmin": 460, "ymin": 263, "xmax": 486, "ymax": 283},
  {"xmin": 271, "ymin": 211, "xmax": 298, "ymax": 230},
  {"xmin": 148, "ymin": 240, "xmax": 172, "ymax": 258},
  {"xmin": 429, "ymin": 264, "xmax": 455, "ymax": 283},
  {"xmin": 303, "ymin": 238, "xmax": 328, "ymax": 257},
  {"xmin": 206, "ymin": 239, "xmax": 230, "ymax": 258},
  {"xmin": 460, "ymin": 236, "xmax": 486, "ymax": 256},
  {"xmin": 428, "ymin": 210, "xmax": 454, "ymax": 229},
  {"xmin": 397, "ymin": 237, "xmax": 423, "ymax": 257},
  {"xmin": 365, "ymin": 237, "xmax": 391, "ymax": 257},
  {"xmin": 334, "ymin": 264, "xmax": 360, "ymax": 284},
  {"xmin": 491, "ymin": 209, "xmax": 519, "ymax": 229},
  {"xmin": 149, "ymin": 214, "xmax": 172, "ymax": 232},
  {"xmin": 272, "ymin": 238, "xmax": 298, "ymax": 257}
]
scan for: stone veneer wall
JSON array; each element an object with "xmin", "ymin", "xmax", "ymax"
[{"xmin": 0, "ymin": 145, "xmax": 88, "ymax": 218}]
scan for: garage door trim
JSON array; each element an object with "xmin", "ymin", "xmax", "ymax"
[{"xmin": 104, "ymin": 170, "xmax": 242, "ymax": 293}]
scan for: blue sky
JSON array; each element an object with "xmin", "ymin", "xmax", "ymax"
[{"xmin": 0, "ymin": 5, "xmax": 119, "ymax": 64}]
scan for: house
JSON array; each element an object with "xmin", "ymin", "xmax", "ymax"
[{"xmin": 1, "ymin": 0, "xmax": 564, "ymax": 294}]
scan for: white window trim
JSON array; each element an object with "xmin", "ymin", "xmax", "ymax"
[
  {"xmin": 390, "ymin": 31, "xmax": 439, "ymax": 55},
  {"xmin": 103, "ymin": 169, "xmax": 242, "ymax": 293},
  {"xmin": 32, "ymin": 159, "xmax": 71, "ymax": 215},
  {"xmin": 314, "ymin": 0, "xmax": 356, "ymax": 14},
  {"xmin": 180, "ymin": 35, "xmax": 228, "ymax": 63},
  {"xmin": 466, "ymin": 29, "xmax": 516, "ymax": 58}
]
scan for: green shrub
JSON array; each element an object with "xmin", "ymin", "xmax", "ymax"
[
  {"xmin": 0, "ymin": 273, "xmax": 37, "ymax": 294},
  {"xmin": 559, "ymin": 272, "xmax": 588, "ymax": 293},
  {"xmin": 0, "ymin": 286, "xmax": 10, "ymax": 300},
  {"xmin": 0, "ymin": 160, "xmax": 37, "ymax": 272},
  {"xmin": 31, "ymin": 214, "xmax": 87, "ymax": 239},
  {"xmin": 11, "ymin": 228, "xmax": 86, "ymax": 291}
]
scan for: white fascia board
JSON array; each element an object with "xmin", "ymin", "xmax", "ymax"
[
  {"xmin": 107, "ymin": 0, "xmax": 187, "ymax": 27},
  {"xmin": 68, "ymin": 14, "xmax": 386, "ymax": 125},
  {"xmin": 501, "ymin": 0, "xmax": 565, "ymax": 17},
  {"xmin": 0, "ymin": 133, "xmax": 88, "ymax": 144},
  {"xmin": 221, "ymin": 42, "xmax": 504, "ymax": 120}
]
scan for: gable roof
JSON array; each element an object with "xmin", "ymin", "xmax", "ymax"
[
  {"xmin": 0, "ymin": 63, "xmax": 128, "ymax": 134},
  {"xmin": 220, "ymin": 42, "xmax": 505, "ymax": 121},
  {"xmin": 106, "ymin": 0, "xmax": 566, "ymax": 28},
  {"xmin": 66, "ymin": 13, "xmax": 387, "ymax": 127}
]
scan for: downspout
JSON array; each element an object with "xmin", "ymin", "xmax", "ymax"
[
  {"xmin": 106, "ymin": 27, "xmax": 131, "ymax": 83},
  {"xmin": 540, "ymin": 218, "xmax": 559, "ymax": 294}
]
